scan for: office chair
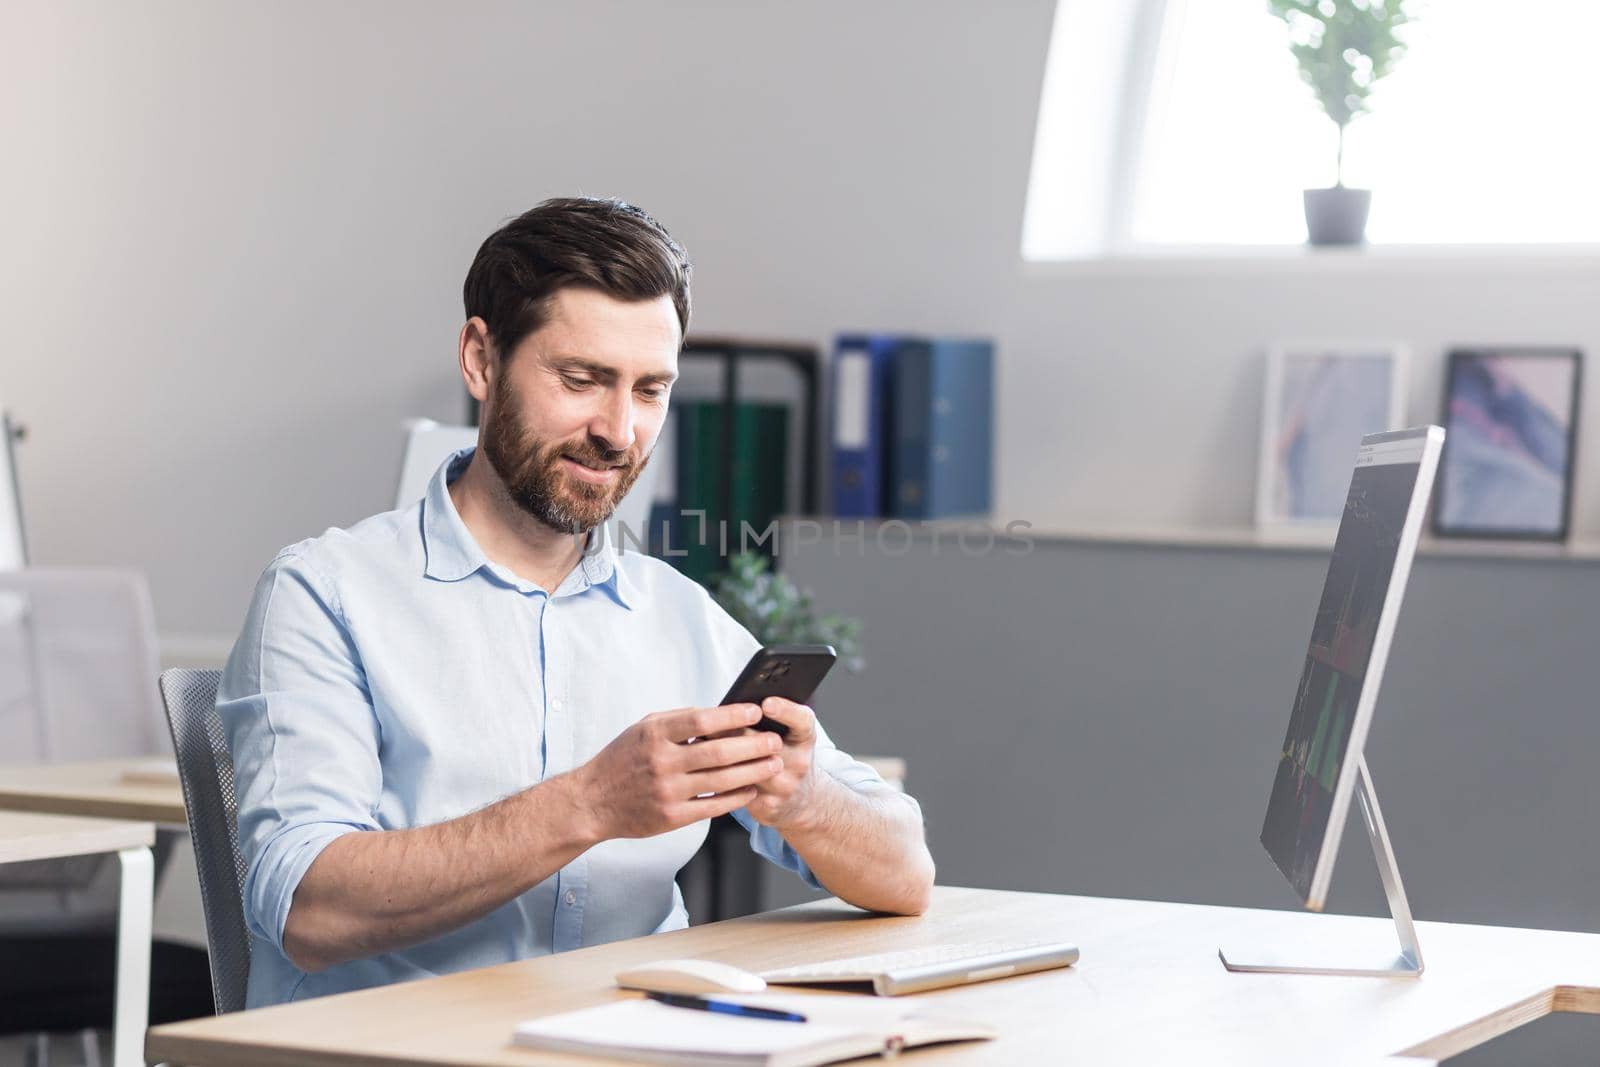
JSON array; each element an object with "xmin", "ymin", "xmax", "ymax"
[
  {"xmin": 395, "ymin": 419, "xmax": 477, "ymax": 510},
  {"xmin": 157, "ymin": 669, "xmax": 249, "ymax": 1015},
  {"xmin": 0, "ymin": 568, "xmax": 167, "ymax": 762}
]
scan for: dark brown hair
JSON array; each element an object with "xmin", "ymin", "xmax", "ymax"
[{"xmin": 463, "ymin": 197, "xmax": 691, "ymax": 358}]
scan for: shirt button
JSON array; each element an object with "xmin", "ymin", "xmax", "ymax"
[{"xmin": 565, "ymin": 890, "xmax": 577, "ymax": 906}]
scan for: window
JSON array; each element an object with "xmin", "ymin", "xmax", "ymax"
[{"xmin": 1024, "ymin": 0, "xmax": 1600, "ymax": 257}]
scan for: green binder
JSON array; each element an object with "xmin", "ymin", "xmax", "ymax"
[{"xmin": 668, "ymin": 401, "xmax": 788, "ymax": 585}]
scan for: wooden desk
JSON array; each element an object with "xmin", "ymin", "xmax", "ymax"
[
  {"xmin": 1, "ymin": 813, "xmax": 155, "ymax": 1067},
  {"xmin": 145, "ymin": 886, "xmax": 1600, "ymax": 1066},
  {"xmin": 0, "ymin": 759, "xmax": 186, "ymax": 825},
  {"xmin": 0, "ymin": 810, "xmax": 154, "ymax": 864}
]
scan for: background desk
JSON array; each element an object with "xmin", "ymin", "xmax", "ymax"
[
  {"xmin": 0, "ymin": 760, "xmax": 185, "ymax": 826},
  {"xmin": 0, "ymin": 759, "xmax": 211, "ymax": 959},
  {"xmin": 146, "ymin": 886, "xmax": 1600, "ymax": 1066},
  {"xmin": 0, "ymin": 813, "xmax": 154, "ymax": 1067}
]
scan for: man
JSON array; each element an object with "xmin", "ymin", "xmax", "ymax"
[{"xmin": 220, "ymin": 197, "xmax": 934, "ymax": 1008}]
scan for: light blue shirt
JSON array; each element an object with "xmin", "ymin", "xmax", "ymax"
[{"xmin": 220, "ymin": 448, "xmax": 909, "ymax": 1007}]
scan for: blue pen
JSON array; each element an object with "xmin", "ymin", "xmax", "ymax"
[{"xmin": 644, "ymin": 991, "xmax": 807, "ymax": 1023}]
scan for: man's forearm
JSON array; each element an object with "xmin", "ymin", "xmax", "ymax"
[
  {"xmin": 781, "ymin": 776, "xmax": 935, "ymax": 915},
  {"xmin": 283, "ymin": 770, "xmax": 596, "ymax": 972}
]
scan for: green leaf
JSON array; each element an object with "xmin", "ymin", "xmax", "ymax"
[
  {"xmin": 1266, "ymin": 0, "xmax": 1413, "ymax": 133},
  {"xmin": 710, "ymin": 552, "xmax": 866, "ymax": 673}
]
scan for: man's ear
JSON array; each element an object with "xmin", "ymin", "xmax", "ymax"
[{"xmin": 458, "ymin": 317, "xmax": 495, "ymax": 405}]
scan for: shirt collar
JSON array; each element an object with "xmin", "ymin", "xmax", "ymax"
[
  {"xmin": 581, "ymin": 518, "xmax": 638, "ymax": 610},
  {"xmin": 421, "ymin": 446, "xmax": 635, "ymax": 610},
  {"xmin": 421, "ymin": 448, "xmax": 490, "ymax": 583}
]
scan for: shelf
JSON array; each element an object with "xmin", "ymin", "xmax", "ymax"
[
  {"xmin": 1021, "ymin": 244, "xmax": 1600, "ymax": 280},
  {"xmin": 775, "ymin": 516, "xmax": 1600, "ymax": 563}
]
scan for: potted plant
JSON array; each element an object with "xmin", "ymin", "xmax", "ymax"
[
  {"xmin": 711, "ymin": 552, "xmax": 864, "ymax": 675},
  {"xmin": 1267, "ymin": 0, "xmax": 1413, "ymax": 246}
]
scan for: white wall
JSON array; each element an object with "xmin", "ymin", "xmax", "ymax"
[{"xmin": 4, "ymin": 0, "xmax": 1599, "ymax": 640}]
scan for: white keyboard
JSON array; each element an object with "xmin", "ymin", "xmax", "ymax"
[{"xmin": 760, "ymin": 940, "xmax": 1079, "ymax": 996}]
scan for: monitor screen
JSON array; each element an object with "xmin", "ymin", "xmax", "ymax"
[{"xmin": 1260, "ymin": 427, "xmax": 1444, "ymax": 909}]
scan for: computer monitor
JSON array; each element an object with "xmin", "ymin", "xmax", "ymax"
[{"xmin": 1223, "ymin": 426, "xmax": 1444, "ymax": 977}]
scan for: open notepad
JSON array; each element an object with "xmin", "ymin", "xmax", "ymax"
[{"xmin": 512, "ymin": 997, "xmax": 995, "ymax": 1067}]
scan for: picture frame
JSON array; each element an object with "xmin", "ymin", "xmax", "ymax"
[
  {"xmin": 1432, "ymin": 347, "xmax": 1583, "ymax": 542},
  {"xmin": 1256, "ymin": 342, "xmax": 1408, "ymax": 530}
]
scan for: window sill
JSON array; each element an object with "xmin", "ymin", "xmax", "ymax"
[{"xmin": 1021, "ymin": 244, "xmax": 1600, "ymax": 279}]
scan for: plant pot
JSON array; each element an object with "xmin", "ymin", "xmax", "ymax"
[{"xmin": 1303, "ymin": 186, "xmax": 1372, "ymax": 246}]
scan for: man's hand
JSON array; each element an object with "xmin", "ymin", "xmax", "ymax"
[
  {"xmin": 575, "ymin": 703, "xmax": 786, "ymax": 841},
  {"xmin": 734, "ymin": 697, "xmax": 936, "ymax": 916},
  {"xmin": 743, "ymin": 698, "xmax": 824, "ymax": 831}
]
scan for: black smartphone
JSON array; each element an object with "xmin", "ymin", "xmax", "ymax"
[{"xmin": 719, "ymin": 644, "xmax": 837, "ymax": 738}]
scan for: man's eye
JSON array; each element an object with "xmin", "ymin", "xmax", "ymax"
[
  {"xmin": 562, "ymin": 376, "xmax": 593, "ymax": 390},
  {"xmin": 638, "ymin": 385, "xmax": 669, "ymax": 401}
]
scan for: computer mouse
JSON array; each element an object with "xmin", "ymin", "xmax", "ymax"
[{"xmin": 614, "ymin": 958, "xmax": 768, "ymax": 995}]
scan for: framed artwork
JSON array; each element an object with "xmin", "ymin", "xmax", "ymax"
[
  {"xmin": 1432, "ymin": 347, "xmax": 1582, "ymax": 541},
  {"xmin": 1256, "ymin": 343, "xmax": 1408, "ymax": 530}
]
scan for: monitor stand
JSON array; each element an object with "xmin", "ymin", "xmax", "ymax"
[{"xmin": 1219, "ymin": 755, "xmax": 1423, "ymax": 977}]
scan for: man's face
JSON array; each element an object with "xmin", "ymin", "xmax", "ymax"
[{"xmin": 481, "ymin": 287, "xmax": 679, "ymax": 534}]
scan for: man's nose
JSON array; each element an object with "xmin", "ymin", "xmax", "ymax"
[{"xmin": 590, "ymin": 390, "xmax": 636, "ymax": 454}]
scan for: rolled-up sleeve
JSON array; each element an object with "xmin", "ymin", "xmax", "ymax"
[{"xmin": 218, "ymin": 551, "xmax": 382, "ymax": 956}]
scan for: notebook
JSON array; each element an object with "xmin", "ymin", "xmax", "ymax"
[{"xmin": 511, "ymin": 996, "xmax": 995, "ymax": 1067}]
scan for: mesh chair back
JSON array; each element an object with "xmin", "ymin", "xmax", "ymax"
[{"xmin": 159, "ymin": 668, "xmax": 250, "ymax": 1014}]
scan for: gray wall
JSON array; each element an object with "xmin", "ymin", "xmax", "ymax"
[
  {"xmin": 6, "ymin": 0, "xmax": 1600, "ymax": 642},
  {"xmin": 776, "ymin": 535, "xmax": 1600, "ymax": 937}
]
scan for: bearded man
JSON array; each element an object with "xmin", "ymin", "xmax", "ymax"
[{"xmin": 219, "ymin": 197, "xmax": 934, "ymax": 1008}]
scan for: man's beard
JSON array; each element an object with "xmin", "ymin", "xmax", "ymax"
[{"xmin": 480, "ymin": 375, "xmax": 647, "ymax": 535}]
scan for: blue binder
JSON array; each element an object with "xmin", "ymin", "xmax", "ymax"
[
  {"xmin": 829, "ymin": 335, "xmax": 910, "ymax": 517},
  {"xmin": 891, "ymin": 338, "xmax": 994, "ymax": 519}
]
